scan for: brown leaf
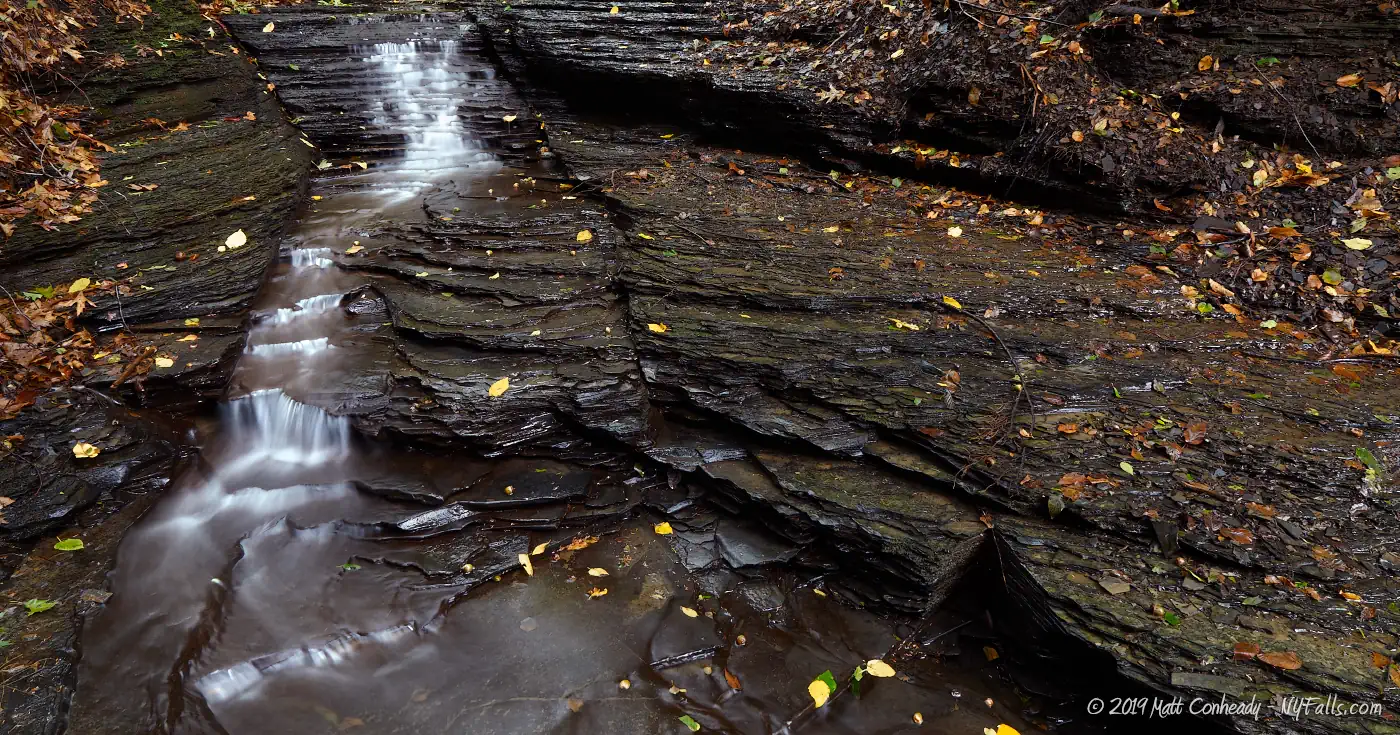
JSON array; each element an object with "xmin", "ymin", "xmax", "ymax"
[
  {"xmin": 1182, "ymin": 422, "xmax": 1208, "ymax": 445},
  {"xmin": 1219, "ymin": 527, "xmax": 1254, "ymax": 545},
  {"xmin": 1371, "ymin": 652, "xmax": 1390, "ymax": 669},
  {"xmin": 1391, "ymin": 664, "xmax": 1400, "ymax": 688},
  {"xmin": 1336, "ymin": 73, "xmax": 1363, "ymax": 88},
  {"xmin": 723, "ymin": 668, "xmax": 742, "ymax": 690},
  {"xmin": 1257, "ymin": 651, "xmax": 1303, "ymax": 670},
  {"xmin": 1232, "ymin": 642, "xmax": 1260, "ymax": 661}
]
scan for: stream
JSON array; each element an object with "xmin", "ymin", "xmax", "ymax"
[{"xmin": 69, "ymin": 21, "xmax": 1043, "ymax": 735}]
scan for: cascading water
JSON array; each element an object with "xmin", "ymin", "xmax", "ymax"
[
  {"xmin": 69, "ymin": 24, "xmax": 1037, "ymax": 735},
  {"xmin": 70, "ymin": 38, "xmax": 495, "ymax": 732}
]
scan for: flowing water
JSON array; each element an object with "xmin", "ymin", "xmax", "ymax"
[{"xmin": 70, "ymin": 25, "xmax": 1041, "ymax": 735}]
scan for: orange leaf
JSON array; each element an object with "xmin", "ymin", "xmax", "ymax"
[
  {"xmin": 1219, "ymin": 527, "xmax": 1254, "ymax": 545},
  {"xmin": 1232, "ymin": 642, "xmax": 1260, "ymax": 661},
  {"xmin": 1336, "ymin": 74, "xmax": 1363, "ymax": 88},
  {"xmin": 724, "ymin": 669, "xmax": 742, "ymax": 690},
  {"xmin": 1258, "ymin": 651, "xmax": 1303, "ymax": 670}
]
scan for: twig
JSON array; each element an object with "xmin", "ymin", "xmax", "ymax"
[{"xmin": 1252, "ymin": 68, "xmax": 1321, "ymax": 161}]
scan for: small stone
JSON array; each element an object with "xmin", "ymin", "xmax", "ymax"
[{"xmin": 520, "ymin": 616, "xmax": 538, "ymax": 632}]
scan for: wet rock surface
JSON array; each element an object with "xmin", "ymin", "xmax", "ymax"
[{"xmin": 0, "ymin": 2, "xmax": 1395, "ymax": 734}]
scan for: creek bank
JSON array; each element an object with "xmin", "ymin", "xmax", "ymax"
[
  {"xmin": 0, "ymin": 0, "xmax": 310, "ymax": 729},
  {"xmin": 0, "ymin": 2, "xmax": 1394, "ymax": 733}
]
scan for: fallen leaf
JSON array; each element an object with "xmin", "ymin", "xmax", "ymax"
[
  {"xmin": 54, "ymin": 538, "xmax": 85, "ymax": 551},
  {"xmin": 942, "ymin": 295, "xmax": 963, "ymax": 310},
  {"xmin": 502, "ymin": 114, "xmax": 518, "ymax": 123},
  {"xmin": 576, "ymin": 230, "xmax": 593, "ymax": 242},
  {"xmin": 345, "ymin": 245, "xmax": 363, "ymax": 255},
  {"xmin": 587, "ymin": 587, "xmax": 609, "ymax": 599},
  {"xmin": 865, "ymin": 659, "xmax": 896, "ymax": 677},
  {"xmin": 1257, "ymin": 651, "xmax": 1303, "ymax": 670},
  {"xmin": 518, "ymin": 553, "xmax": 533, "ymax": 576},
  {"xmin": 68, "ymin": 277, "xmax": 91, "ymax": 294},
  {"xmin": 722, "ymin": 666, "xmax": 744, "ymax": 691},
  {"xmin": 654, "ymin": 521, "xmax": 673, "ymax": 535},
  {"xmin": 531, "ymin": 542, "xmax": 548, "ymax": 556},
  {"xmin": 72, "ymin": 442, "xmax": 100, "ymax": 459},
  {"xmin": 488, "ymin": 377, "xmax": 510, "ymax": 397},
  {"xmin": 947, "ymin": 226, "xmax": 963, "ymax": 238},
  {"xmin": 587, "ymin": 567, "xmax": 609, "ymax": 577},
  {"xmin": 1336, "ymin": 73, "xmax": 1363, "ymax": 88},
  {"xmin": 681, "ymin": 606, "xmax": 699, "ymax": 618},
  {"xmin": 154, "ymin": 357, "xmax": 175, "ymax": 368},
  {"xmin": 1233, "ymin": 641, "xmax": 1261, "ymax": 661},
  {"xmin": 678, "ymin": 715, "xmax": 700, "ymax": 732},
  {"xmin": 262, "ymin": 21, "xmax": 274, "ymax": 32},
  {"xmin": 647, "ymin": 323, "xmax": 668, "ymax": 333},
  {"xmin": 1219, "ymin": 527, "xmax": 1255, "ymax": 545},
  {"xmin": 225, "ymin": 229, "xmax": 247, "ymax": 249},
  {"xmin": 1343, "ymin": 238, "xmax": 1372, "ymax": 250},
  {"xmin": 1197, "ymin": 55, "xmax": 1214, "ymax": 71},
  {"xmin": 808, "ymin": 678, "xmax": 832, "ymax": 708},
  {"xmin": 1120, "ymin": 461, "xmax": 1135, "ymax": 476}
]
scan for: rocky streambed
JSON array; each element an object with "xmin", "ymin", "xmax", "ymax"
[{"xmin": 0, "ymin": 2, "xmax": 1396, "ymax": 734}]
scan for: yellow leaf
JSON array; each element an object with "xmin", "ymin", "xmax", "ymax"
[
  {"xmin": 154, "ymin": 357, "xmax": 175, "ymax": 368},
  {"xmin": 610, "ymin": 5, "xmax": 619, "ymax": 12},
  {"xmin": 68, "ymin": 277, "xmax": 91, "ymax": 294},
  {"xmin": 178, "ymin": 334, "xmax": 198, "ymax": 342},
  {"xmin": 942, "ymin": 295, "xmax": 963, "ymax": 310},
  {"xmin": 588, "ymin": 567, "xmax": 610, "ymax": 577},
  {"xmin": 489, "ymin": 272, "xmax": 501, "ymax": 280},
  {"xmin": 345, "ymin": 245, "xmax": 363, "ymax": 255},
  {"xmin": 995, "ymin": 726, "xmax": 1021, "ymax": 735},
  {"xmin": 577, "ymin": 230, "xmax": 594, "ymax": 242},
  {"xmin": 311, "ymin": 195, "xmax": 323, "ymax": 201},
  {"xmin": 72, "ymin": 442, "xmax": 100, "ymax": 459},
  {"xmin": 530, "ymin": 329, "xmax": 542, "ymax": 336},
  {"xmin": 654, "ymin": 521, "xmax": 673, "ymax": 535},
  {"xmin": 262, "ymin": 21, "xmax": 274, "ymax": 32},
  {"xmin": 889, "ymin": 318, "xmax": 920, "ymax": 331},
  {"xmin": 488, "ymin": 377, "xmax": 510, "ymax": 397},
  {"xmin": 637, "ymin": 232, "xmax": 654, "ymax": 240},
  {"xmin": 864, "ymin": 659, "xmax": 896, "ymax": 677},
  {"xmin": 947, "ymin": 226, "xmax": 963, "ymax": 238},
  {"xmin": 1343, "ymin": 238, "xmax": 1373, "ymax": 250},
  {"xmin": 681, "ymin": 606, "xmax": 699, "ymax": 617},
  {"xmin": 659, "ymin": 134, "xmax": 674, "ymax": 140},
  {"xmin": 823, "ymin": 226, "xmax": 840, "ymax": 233},
  {"xmin": 225, "ymin": 229, "xmax": 247, "ymax": 249},
  {"xmin": 808, "ymin": 679, "xmax": 831, "ymax": 708},
  {"xmin": 889, "ymin": 48, "xmax": 904, "ymax": 60},
  {"xmin": 415, "ymin": 272, "xmax": 429, "ymax": 278},
  {"xmin": 531, "ymin": 542, "xmax": 548, "ymax": 556},
  {"xmin": 1252, "ymin": 169, "xmax": 1268, "ymax": 187},
  {"xmin": 647, "ymin": 323, "xmax": 668, "ymax": 333},
  {"xmin": 519, "ymin": 553, "xmax": 533, "ymax": 576},
  {"xmin": 503, "ymin": 114, "xmax": 518, "ymax": 123},
  {"xmin": 184, "ymin": 318, "xmax": 200, "ymax": 326},
  {"xmin": 1197, "ymin": 55, "xmax": 1214, "ymax": 71}
]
